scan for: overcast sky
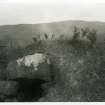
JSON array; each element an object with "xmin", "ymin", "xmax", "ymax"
[{"xmin": 0, "ymin": 0, "xmax": 105, "ymax": 25}]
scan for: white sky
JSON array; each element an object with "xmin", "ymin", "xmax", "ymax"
[{"xmin": 0, "ymin": 0, "xmax": 105, "ymax": 25}]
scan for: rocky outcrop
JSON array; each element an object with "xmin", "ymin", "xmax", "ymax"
[
  {"xmin": 3, "ymin": 53, "xmax": 59, "ymax": 102},
  {"xmin": 0, "ymin": 81, "xmax": 18, "ymax": 96},
  {"xmin": 0, "ymin": 80, "xmax": 19, "ymax": 101},
  {"xmin": 6, "ymin": 53, "xmax": 52, "ymax": 81}
]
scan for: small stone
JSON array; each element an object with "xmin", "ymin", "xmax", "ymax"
[{"xmin": 0, "ymin": 81, "xmax": 19, "ymax": 96}]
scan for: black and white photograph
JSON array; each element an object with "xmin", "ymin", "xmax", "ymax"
[{"xmin": 0, "ymin": 0, "xmax": 105, "ymax": 102}]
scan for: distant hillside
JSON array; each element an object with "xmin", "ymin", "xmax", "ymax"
[{"xmin": 0, "ymin": 20, "xmax": 105, "ymax": 47}]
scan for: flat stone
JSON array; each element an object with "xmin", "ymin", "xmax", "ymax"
[{"xmin": 6, "ymin": 53, "xmax": 52, "ymax": 81}]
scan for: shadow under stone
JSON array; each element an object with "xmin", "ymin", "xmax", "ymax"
[{"xmin": 13, "ymin": 78, "xmax": 47, "ymax": 102}]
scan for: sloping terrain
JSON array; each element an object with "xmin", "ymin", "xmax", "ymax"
[
  {"xmin": 0, "ymin": 20, "xmax": 105, "ymax": 47},
  {"xmin": 0, "ymin": 20, "xmax": 105, "ymax": 101}
]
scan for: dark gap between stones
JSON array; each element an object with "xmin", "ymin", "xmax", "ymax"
[{"xmin": 13, "ymin": 78, "xmax": 47, "ymax": 102}]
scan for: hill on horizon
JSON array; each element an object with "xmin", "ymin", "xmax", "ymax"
[{"xmin": 0, "ymin": 20, "xmax": 105, "ymax": 47}]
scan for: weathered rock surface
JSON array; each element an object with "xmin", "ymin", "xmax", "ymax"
[
  {"xmin": 0, "ymin": 81, "xmax": 18, "ymax": 96},
  {"xmin": 6, "ymin": 53, "xmax": 52, "ymax": 81}
]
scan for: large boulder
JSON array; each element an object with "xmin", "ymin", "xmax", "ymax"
[
  {"xmin": 0, "ymin": 81, "xmax": 18, "ymax": 96},
  {"xmin": 6, "ymin": 53, "xmax": 52, "ymax": 81}
]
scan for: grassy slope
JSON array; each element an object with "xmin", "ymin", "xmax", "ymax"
[
  {"xmin": 0, "ymin": 20, "xmax": 105, "ymax": 47},
  {"xmin": 1, "ymin": 36, "xmax": 105, "ymax": 101},
  {"xmin": 37, "ymin": 41, "xmax": 105, "ymax": 101}
]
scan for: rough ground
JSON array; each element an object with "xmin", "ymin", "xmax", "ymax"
[{"xmin": 0, "ymin": 40, "xmax": 105, "ymax": 102}]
